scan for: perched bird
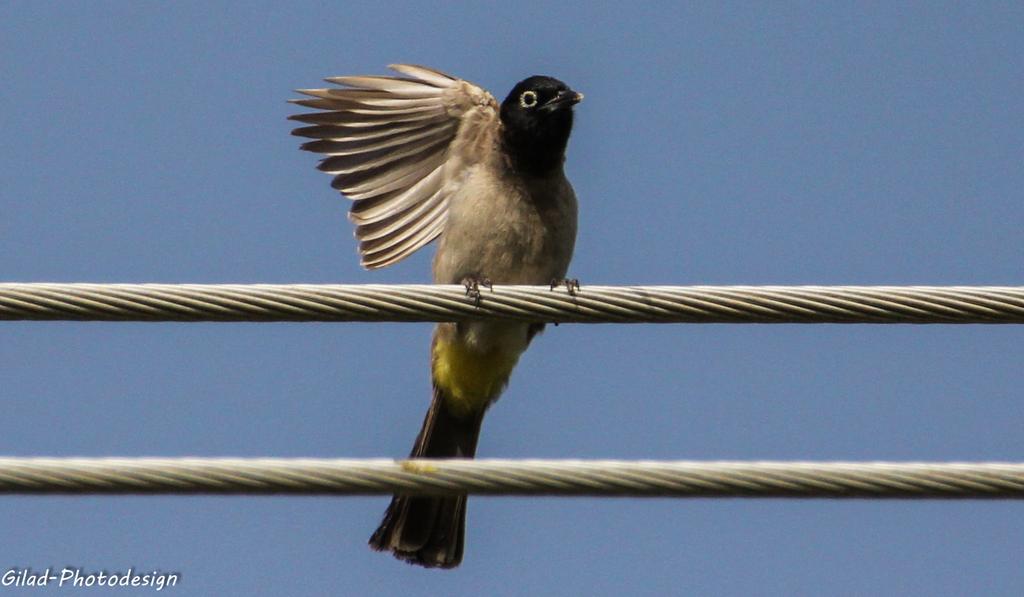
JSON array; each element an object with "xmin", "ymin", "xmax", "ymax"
[{"xmin": 290, "ymin": 64, "xmax": 583, "ymax": 568}]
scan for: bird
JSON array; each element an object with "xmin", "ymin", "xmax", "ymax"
[{"xmin": 290, "ymin": 64, "xmax": 583, "ymax": 568}]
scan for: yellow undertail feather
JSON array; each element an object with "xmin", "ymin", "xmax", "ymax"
[{"xmin": 431, "ymin": 337, "xmax": 521, "ymax": 418}]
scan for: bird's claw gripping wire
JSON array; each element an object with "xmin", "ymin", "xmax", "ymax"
[
  {"xmin": 550, "ymin": 278, "xmax": 580, "ymax": 296},
  {"xmin": 462, "ymin": 276, "xmax": 493, "ymax": 307}
]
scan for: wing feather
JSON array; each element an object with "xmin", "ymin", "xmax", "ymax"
[
  {"xmin": 300, "ymin": 123, "xmax": 455, "ymax": 157},
  {"xmin": 291, "ymin": 121, "xmax": 436, "ymax": 142},
  {"xmin": 289, "ymin": 105, "xmax": 445, "ymax": 127},
  {"xmin": 315, "ymin": 131, "xmax": 450, "ymax": 175},
  {"xmin": 356, "ymin": 176, "xmax": 448, "ymax": 240},
  {"xmin": 387, "ymin": 64, "xmax": 460, "ymax": 88},
  {"xmin": 332, "ymin": 149, "xmax": 443, "ymax": 195},
  {"xmin": 349, "ymin": 167, "xmax": 445, "ymax": 222},
  {"xmin": 341, "ymin": 157, "xmax": 440, "ymax": 198},
  {"xmin": 291, "ymin": 64, "xmax": 499, "ymax": 269},
  {"xmin": 359, "ymin": 194, "xmax": 451, "ymax": 268}
]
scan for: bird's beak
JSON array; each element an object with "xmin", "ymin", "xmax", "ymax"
[{"xmin": 543, "ymin": 89, "xmax": 584, "ymax": 111}]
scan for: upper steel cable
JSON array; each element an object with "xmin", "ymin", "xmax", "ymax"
[{"xmin": 2, "ymin": 283, "xmax": 1023, "ymax": 323}]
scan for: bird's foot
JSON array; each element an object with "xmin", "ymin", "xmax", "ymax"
[
  {"xmin": 550, "ymin": 277, "xmax": 580, "ymax": 296},
  {"xmin": 462, "ymin": 275, "xmax": 493, "ymax": 306}
]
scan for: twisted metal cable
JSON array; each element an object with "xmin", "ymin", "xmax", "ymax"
[
  {"xmin": 2, "ymin": 283, "xmax": 1023, "ymax": 323},
  {"xmin": 0, "ymin": 458, "xmax": 1022, "ymax": 497}
]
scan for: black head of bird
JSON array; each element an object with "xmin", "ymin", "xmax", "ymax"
[{"xmin": 500, "ymin": 75, "xmax": 583, "ymax": 176}]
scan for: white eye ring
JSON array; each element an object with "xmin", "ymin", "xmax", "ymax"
[{"xmin": 519, "ymin": 90, "xmax": 538, "ymax": 108}]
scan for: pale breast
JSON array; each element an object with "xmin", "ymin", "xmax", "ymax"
[{"xmin": 433, "ymin": 164, "xmax": 577, "ymax": 285}]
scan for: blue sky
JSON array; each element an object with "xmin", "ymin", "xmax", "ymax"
[{"xmin": 2, "ymin": 2, "xmax": 1023, "ymax": 595}]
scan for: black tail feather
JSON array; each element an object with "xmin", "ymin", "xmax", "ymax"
[{"xmin": 368, "ymin": 385, "xmax": 484, "ymax": 568}]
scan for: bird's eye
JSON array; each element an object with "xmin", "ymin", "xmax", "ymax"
[{"xmin": 519, "ymin": 90, "xmax": 538, "ymax": 108}]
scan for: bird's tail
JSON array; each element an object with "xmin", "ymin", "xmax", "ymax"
[{"xmin": 368, "ymin": 384, "xmax": 485, "ymax": 568}]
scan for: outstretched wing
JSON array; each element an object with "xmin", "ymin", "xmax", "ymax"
[{"xmin": 290, "ymin": 64, "xmax": 499, "ymax": 269}]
